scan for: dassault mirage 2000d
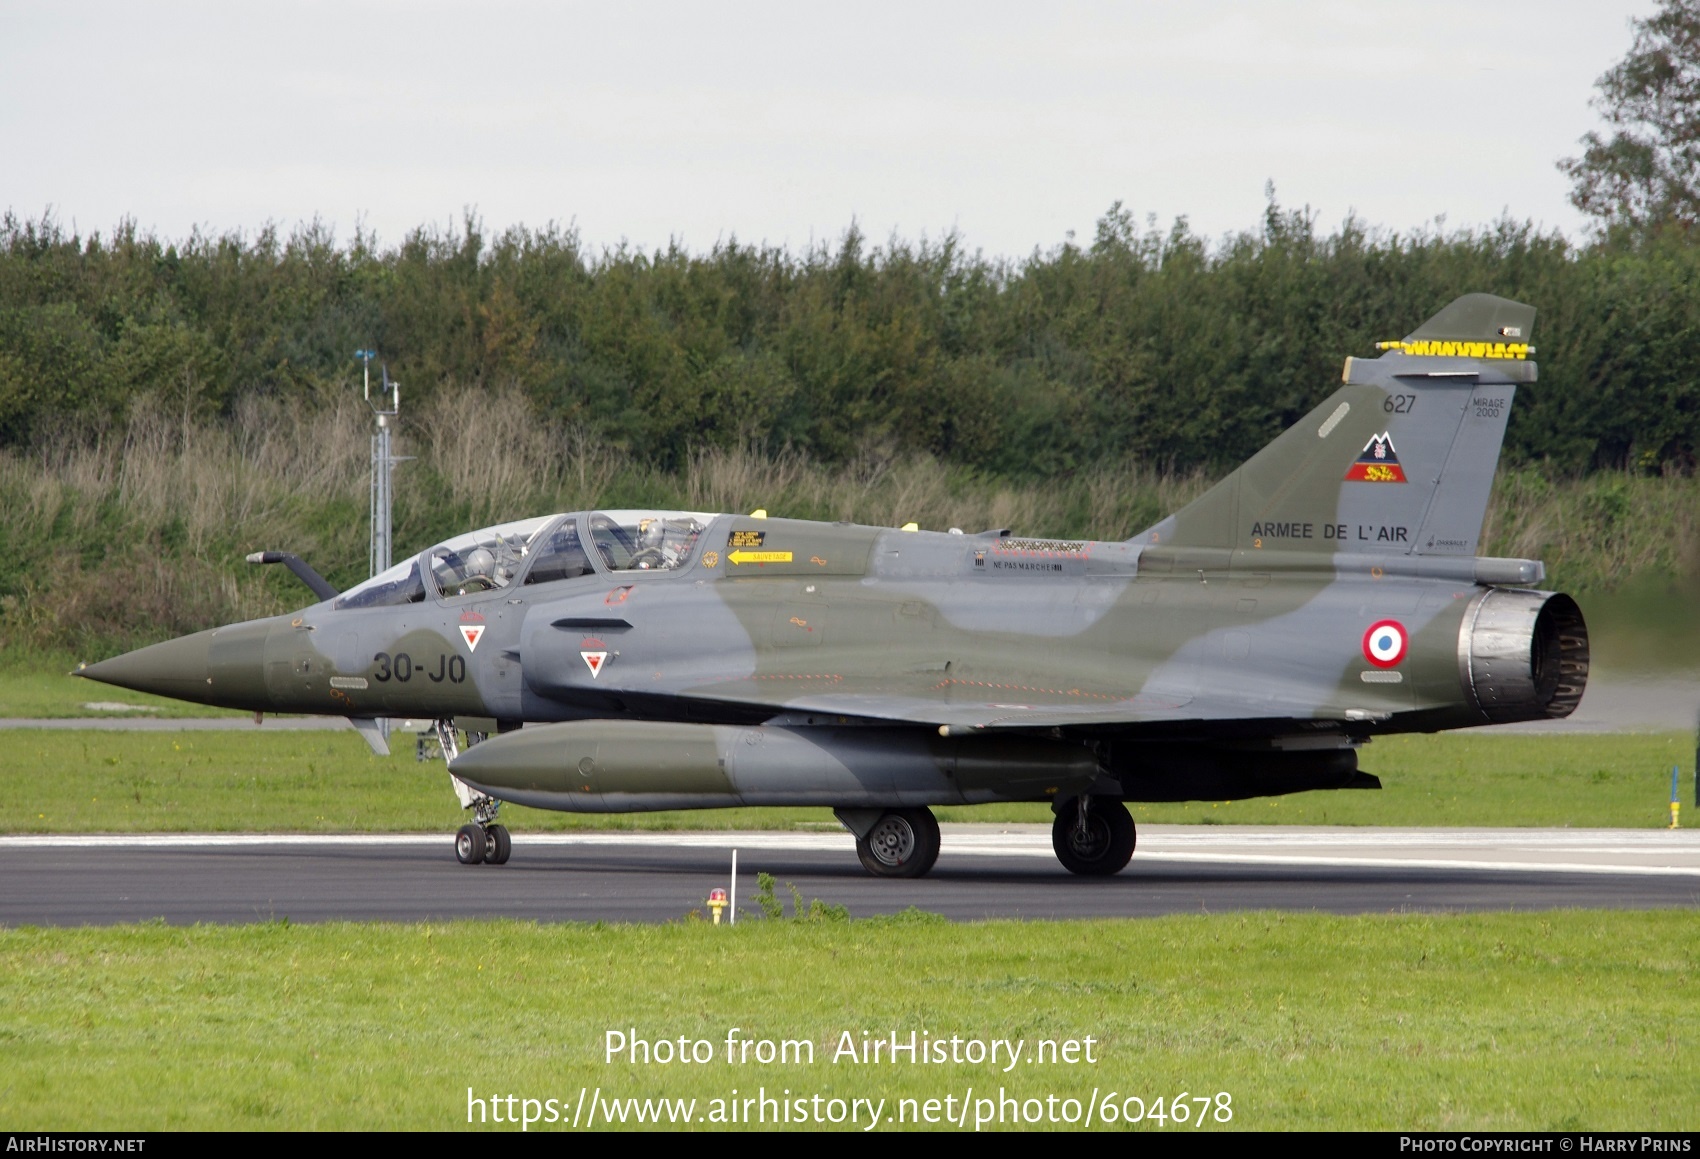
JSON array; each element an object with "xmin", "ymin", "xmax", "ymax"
[{"xmin": 80, "ymin": 294, "xmax": 1589, "ymax": 878}]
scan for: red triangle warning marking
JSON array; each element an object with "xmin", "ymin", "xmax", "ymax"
[
  {"xmin": 581, "ymin": 650, "xmax": 608, "ymax": 678},
  {"xmin": 459, "ymin": 624, "xmax": 485, "ymax": 652}
]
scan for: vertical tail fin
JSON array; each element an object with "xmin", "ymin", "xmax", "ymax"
[{"xmin": 1136, "ymin": 293, "xmax": 1536, "ymax": 558}]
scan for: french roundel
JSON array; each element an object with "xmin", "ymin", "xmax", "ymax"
[{"xmin": 1362, "ymin": 620, "xmax": 1408, "ymax": 668}]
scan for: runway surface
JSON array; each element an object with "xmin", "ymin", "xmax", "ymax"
[{"xmin": 3, "ymin": 827, "xmax": 1695, "ymax": 926}]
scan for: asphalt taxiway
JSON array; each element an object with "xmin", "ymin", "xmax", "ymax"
[{"xmin": 2, "ymin": 827, "xmax": 1694, "ymax": 926}]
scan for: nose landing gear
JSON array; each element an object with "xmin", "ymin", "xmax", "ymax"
[{"xmin": 440, "ymin": 720, "xmax": 511, "ymax": 866}]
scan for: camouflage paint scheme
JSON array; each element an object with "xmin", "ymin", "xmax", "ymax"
[{"xmin": 81, "ymin": 295, "xmax": 1590, "ymax": 876}]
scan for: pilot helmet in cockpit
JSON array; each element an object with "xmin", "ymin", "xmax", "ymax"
[{"xmin": 464, "ymin": 547, "xmax": 497, "ymax": 579}]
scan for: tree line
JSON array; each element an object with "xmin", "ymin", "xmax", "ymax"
[{"xmin": 1, "ymin": 196, "xmax": 1697, "ymax": 479}]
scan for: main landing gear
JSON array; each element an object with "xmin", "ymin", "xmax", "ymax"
[
  {"xmin": 837, "ymin": 799, "xmax": 1137, "ymax": 879},
  {"xmin": 439, "ymin": 720, "xmax": 511, "ymax": 866},
  {"xmin": 1051, "ymin": 795, "xmax": 1136, "ymax": 876}
]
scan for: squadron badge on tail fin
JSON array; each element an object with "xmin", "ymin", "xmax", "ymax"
[{"xmin": 1345, "ymin": 433, "xmax": 1407, "ymax": 483}]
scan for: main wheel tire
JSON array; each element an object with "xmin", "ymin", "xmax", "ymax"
[
  {"xmin": 484, "ymin": 824, "xmax": 512, "ymax": 865},
  {"xmin": 455, "ymin": 823, "xmax": 487, "ymax": 865},
  {"xmin": 855, "ymin": 808, "xmax": 941, "ymax": 878},
  {"xmin": 1052, "ymin": 796, "xmax": 1136, "ymax": 876}
]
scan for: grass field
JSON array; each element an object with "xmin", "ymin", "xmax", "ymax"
[
  {"xmin": 2, "ymin": 727, "xmax": 1693, "ymax": 832},
  {"xmin": 1, "ymin": 912, "xmax": 1694, "ymax": 1131}
]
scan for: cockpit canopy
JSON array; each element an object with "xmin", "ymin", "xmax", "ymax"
[
  {"xmin": 332, "ymin": 510, "xmax": 716, "ymax": 609},
  {"xmin": 429, "ymin": 517, "xmax": 552, "ymax": 597},
  {"xmin": 586, "ymin": 510, "xmax": 711, "ymax": 572}
]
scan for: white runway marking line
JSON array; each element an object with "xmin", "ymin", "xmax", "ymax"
[{"xmin": 3, "ymin": 829, "xmax": 1698, "ymax": 877}]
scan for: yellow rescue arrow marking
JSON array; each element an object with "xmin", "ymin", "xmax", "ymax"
[{"xmin": 728, "ymin": 549, "xmax": 793, "ymax": 565}]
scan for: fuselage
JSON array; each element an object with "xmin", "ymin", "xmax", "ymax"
[{"xmin": 83, "ymin": 509, "xmax": 1587, "ymax": 750}]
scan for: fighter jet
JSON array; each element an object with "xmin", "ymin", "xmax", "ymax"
[{"xmin": 79, "ymin": 293, "xmax": 1588, "ymax": 878}]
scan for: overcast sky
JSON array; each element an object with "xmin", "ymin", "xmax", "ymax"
[{"xmin": 0, "ymin": 1, "xmax": 1656, "ymax": 258}]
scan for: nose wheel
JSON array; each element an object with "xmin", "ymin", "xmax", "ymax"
[
  {"xmin": 455, "ymin": 822, "xmax": 511, "ymax": 865},
  {"xmin": 454, "ymin": 823, "xmax": 485, "ymax": 865}
]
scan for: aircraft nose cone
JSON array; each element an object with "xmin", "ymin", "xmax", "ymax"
[{"xmin": 79, "ymin": 629, "xmax": 216, "ymax": 701}]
